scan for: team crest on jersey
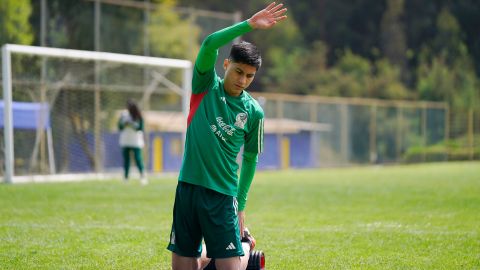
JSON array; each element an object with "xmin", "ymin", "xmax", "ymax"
[{"xmin": 234, "ymin": 113, "xmax": 247, "ymax": 129}]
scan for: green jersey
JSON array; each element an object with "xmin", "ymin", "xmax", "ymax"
[{"xmin": 179, "ymin": 21, "xmax": 264, "ymax": 197}]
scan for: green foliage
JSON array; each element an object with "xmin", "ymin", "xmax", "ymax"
[
  {"xmin": 262, "ymin": 41, "xmax": 326, "ymax": 95},
  {"xmin": 249, "ymin": 15, "xmax": 304, "ymax": 54},
  {"xmin": 251, "ymin": 15, "xmax": 305, "ymax": 91},
  {"xmin": 371, "ymin": 59, "xmax": 410, "ymax": 99},
  {"xmin": 148, "ymin": 0, "xmax": 201, "ymax": 61},
  {"xmin": 0, "ymin": 0, "xmax": 33, "ymax": 45},
  {"xmin": 265, "ymin": 45, "xmax": 410, "ymax": 99},
  {"xmin": 416, "ymin": 7, "xmax": 479, "ymax": 110},
  {"xmin": 403, "ymin": 145, "xmax": 479, "ymax": 163},
  {"xmin": 402, "ymin": 145, "xmax": 449, "ymax": 163},
  {"xmin": 417, "ymin": 52, "xmax": 479, "ymax": 110},
  {"xmin": 403, "ymin": 135, "xmax": 480, "ymax": 163},
  {"xmin": 417, "ymin": 56, "xmax": 454, "ymax": 102},
  {"xmin": 433, "ymin": 7, "xmax": 466, "ymax": 66},
  {"xmin": 31, "ymin": 1, "xmax": 94, "ymax": 50},
  {"xmin": 329, "ymin": 49, "xmax": 371, "ymax": 97},
  {"xmin": 380, "ymin": 0, "xmax": 407, "ymax": 70}
]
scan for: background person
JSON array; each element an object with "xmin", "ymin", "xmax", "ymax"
[{"xmin": 118, "ymin": 99, "xmax": 148, "ymax": 185}]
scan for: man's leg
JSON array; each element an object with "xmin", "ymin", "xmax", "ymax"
[
  {"xmin": 172, "ymin": 252, "xmax": 200, "ymax": 270},
  {"xmin": 200, "ymin": 190, "xmax": 245, "ymax": 270},
  {"xmin": 215, "ymin": 243, "xmax": 250, "ymax": 270},
  {"xmin": 199, "ymin": 245, "xmax": 211, "ymax": 269},
  {"xmin": 214, "ymin": 256, "xmax": 241, "ymax": 270},
  {"xmin": 239, "ymin": 242, "xmax": 251, "ymax": 270},
  {"xmin": 201, "ymin": 242, "xmax": 250, "ymax": 270},
  {"xmin": 168, "ymin": 183, "xmax": 204, "ymax": 269}
]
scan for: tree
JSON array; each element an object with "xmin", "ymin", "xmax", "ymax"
[
  {"xmin": 0, "ymin": 0, "xmax": 33, "ymax": 46},
  {"xmin": 416, "ymin": 6, "xmax": 479, "ymax": 111},
  {"xmin": 371, "ymin": 59, "xmax": 410, "ymax": 100},
  {"xmin": 262, "ymin": 41, "xmax": 327, "ymax": 95},
  {"xmin": 380, "ymin": 0, "xmax": 407, "ymax": 82},
  {"xmin": 148, "ymin": 0, "xmax": 200, "ymax": 61},
  {"xmin": 249, "ymin": 14, "xmax": 305, "ymax": 92},
  {"xmin": 30, "ymin": 0, "xmax": 94, "ymax": 50}
]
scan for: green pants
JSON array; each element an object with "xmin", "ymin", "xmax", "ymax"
[{"xmin": 122, "ymin": 147, "xmax": 144, "ymax": 179}]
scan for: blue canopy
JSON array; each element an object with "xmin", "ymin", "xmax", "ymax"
[{"xmin": 0, "ymin": 101, "xmax": 50, "ymax": 129}]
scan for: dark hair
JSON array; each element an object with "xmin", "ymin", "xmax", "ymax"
[
  {"xmin": 127, "ymin": 99, "xmax": 142, "ymax": 121},
  {"xmin": 229, "ymin": 41, "xmax": 262, "ymax": 70}
]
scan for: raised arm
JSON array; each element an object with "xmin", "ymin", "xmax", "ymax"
[
  {"xmin": 247, "ymin": 2, "xmax": 288, "ymax": 29},
  {"xmin": 195, "ymin": 21, "xmax": 252, "ymax": 74},
  {"xmin": 195, "ymin": 2, "xmax": 287, "ymax": 74}
]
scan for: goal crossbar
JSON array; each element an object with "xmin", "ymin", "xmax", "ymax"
[{"xmin": 3, "ymin": 44, "xmax": 192, "ymax": 69}]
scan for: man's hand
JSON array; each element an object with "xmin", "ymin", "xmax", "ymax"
[
  {"xmin": 247, "ymin": 2, "xmax": 287, "ymax": 29},
  {"xmin": 238, "ymin": 210, "xmax": 246, "ymax": 238}
]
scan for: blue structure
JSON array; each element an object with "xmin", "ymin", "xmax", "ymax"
[
  {"xmin": 65, "ymin": 111, "xmax": 329, "ymax": 173},
  {"xmin": 0, "ymin": 101, "xmax": 50, "ymax": 129},
  {"xmin": 68, "ymin": 129, "xmax": 320, "ymax": 172},
  {"xmin": 0, "ymin": 101, "xmax": 55, "ymax": 174}
]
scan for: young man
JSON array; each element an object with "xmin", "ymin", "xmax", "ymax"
[{"xmin": 167, "ymin": 2, "xmax": 287, "ymax": 270}]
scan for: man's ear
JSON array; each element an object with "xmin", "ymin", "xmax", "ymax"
[{"xmin": 223, "ymin": 59, "xmax": 230, "ymax": 70}]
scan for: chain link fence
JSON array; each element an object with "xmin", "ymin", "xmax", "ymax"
[{"xmin": 252, "ymin": 92, "xmax": 457, "ymax": 167}]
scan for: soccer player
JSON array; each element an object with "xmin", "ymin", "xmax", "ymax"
[{"xmin": 167, "ymin": 2, "xmax": 287, "ymax": 270}]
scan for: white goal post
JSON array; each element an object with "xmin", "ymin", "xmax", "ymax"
[{"xmin": 2, "ymin": 44, "xmax": 192, "ymax": 183}]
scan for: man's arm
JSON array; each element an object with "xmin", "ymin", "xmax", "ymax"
[
  {"xmin": 235, "ymin": 1, "xmax": 287, "ymax": 238},
  {"xmin": 237, "ymin": 151, "xmax": 258, "ymax": 212},
  {"xmin": 247, "ymin": 2, "xmax": 288, "ymax": 30},
  {"xmin": 195, "ymin": 22, "xmax": 252, "ymax": 74},
  {"xmin": 195, "ymin": 2, "xmax": 287, "ymax": 74},
  {"xmin": 237, "ymin": 151, "xmax": 257, "ymax": 239}
]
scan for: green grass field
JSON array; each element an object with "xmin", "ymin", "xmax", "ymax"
[{"xmin": 1, "ymin": 162, "xmax": 479, "ymax": 269}]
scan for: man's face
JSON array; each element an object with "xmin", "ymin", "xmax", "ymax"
[{"xmin": 223, "ymin": 59, "xmax": 257, "ymax": 97}]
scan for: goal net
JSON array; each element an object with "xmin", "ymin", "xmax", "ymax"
[{"xmin": 1, "ymin": 44, "xmax": 192, "ymax": 183}]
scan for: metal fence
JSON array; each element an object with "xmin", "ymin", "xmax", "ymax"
[
  {"xmin": 252, "ymin": 92, "xmax": 453, "ymax": 167},
  {"xmin": 33, "ymin": 0, "xmax": 239, "ymax": 73}
]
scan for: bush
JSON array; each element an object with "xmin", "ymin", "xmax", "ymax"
[{"xmin": 403, "ymin": 143, "xmax": 479, "ymax": 163}]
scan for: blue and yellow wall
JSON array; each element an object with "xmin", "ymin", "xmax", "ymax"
[{"xmin": 67, "ymin": 130, "xmax": 318, "ymax": 172}]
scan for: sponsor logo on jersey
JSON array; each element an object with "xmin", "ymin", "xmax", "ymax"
[{"xmin": 234, "ymin": 113, "xmax": 247, "ymax": 129}]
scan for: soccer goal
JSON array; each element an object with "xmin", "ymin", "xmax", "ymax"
[{"xmin": 1, "ymin": 44, "xmax": 192, "ymax": 183}]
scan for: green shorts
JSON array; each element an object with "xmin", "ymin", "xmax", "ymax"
[{"xmin": 167, "ymin": 181, "xmax": 243, "ymax": 258}]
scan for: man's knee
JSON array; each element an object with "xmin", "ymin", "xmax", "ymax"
[
  {"xmin": 172, "ymin": 252, "xmax": 200, "ymax": 270},
  {"xmin": 214, "ymin": 256, "xmax": 241, "ymax": 270}
]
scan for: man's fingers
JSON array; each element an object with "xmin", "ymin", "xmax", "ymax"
[
  {"xmin": 274, "ymin": 15, "xmax": 288, "ymax": 22},
  {"xmin": 272, "ymin": 8, "xmax": 287, "ymax": 18},
  {"xmin": 269, "ymin": 3, "xmax": 284, "ymax": 13},
  {"xmin": 265, "ymin": 2, "xmax": 277, "ymax": 11}
]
